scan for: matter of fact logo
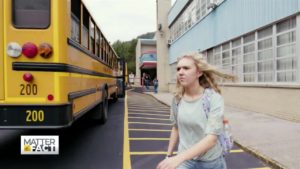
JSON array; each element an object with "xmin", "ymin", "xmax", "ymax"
[
  {"xmin": 21, "ymin": 136, "xmax": 59, "ymax": 155},
  {"xmin": 24, "ymin": 144, "xmax": 32, "ymax": 152}
]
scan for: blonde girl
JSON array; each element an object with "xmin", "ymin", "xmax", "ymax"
[{"xmin": 157, "ymin": 53, "xmax": 235, "ymax": 169}]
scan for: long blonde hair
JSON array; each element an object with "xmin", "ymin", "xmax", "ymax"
[{"xmin": 174, "ymin": 53, "xmax": 235, "ymax": 100}]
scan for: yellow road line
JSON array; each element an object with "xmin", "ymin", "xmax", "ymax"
[
  {"xmin": 129, "ymin": 138, "xmax": 170, "ymax": 141},
  {"xmin": 123, "ymin": 92, "xmax": 131, "ymax": 169},
  {"xmin": 128, "ymin": 122, "xmax": 172, "ymax": 126},
  {"xmin": 128, "ymin": 106, "xmax": 169, "ymax": 110},
  {"xmin": 128, "ymin": 106, "xmax": 169, "ymax": 109},
  {"xmin": 230, "ymin": 149, "xmax": 244, "ymax": 153},
  {"xmin": 129, "ymin": 149, "xmax": 244, "ymax": 155},
  {"xmin": 128, "ymin": 117, "xmax": 170, "ymax": 121},
  {"xmin": 129, "ymin": 129, "xmax": 172, "ymax": 132},
  {"xmin": 128, "ymin": 112, "xmax": 170, "ymax": 117},
  {"xmin": 130, "ymin": 151, "xmax": 178, "ymax": 155},
  {"xmin": 128, "ymin": 111, "xmax": 170, "ymax": 116},
  {"xmin": 128, "ymin": 109, "xmax": 170, "ymax": 113}
]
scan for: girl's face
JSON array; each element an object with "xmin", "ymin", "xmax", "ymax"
[{"xmin": 176, "ymin": 57, "xmax": 202, "ymax": 88}]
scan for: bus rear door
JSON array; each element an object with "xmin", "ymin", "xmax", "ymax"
[{"xmin": 0, "ymin": 0, "xmax": 4, "ymax": 100}]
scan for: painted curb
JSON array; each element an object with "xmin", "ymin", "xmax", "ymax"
[{"xmin": 234, "ymin": 140, "xmax": 286, "ymax": 169}]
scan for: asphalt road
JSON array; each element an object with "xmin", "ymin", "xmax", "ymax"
[
  {"xmin": 126, "ymin": 90, "xmax": 270, "ymax": 169},
  {"xmin": 0, "ymin": 90, "xmax": 271, "ymax": 169},
  {"xmin": 0, "ymin": 99, "xmax": 125, "ymax": 169}
]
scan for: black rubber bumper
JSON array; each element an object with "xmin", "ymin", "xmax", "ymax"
[{"xmin": 0, "ymin": 104, "xmax": 73, "ymax": 129}]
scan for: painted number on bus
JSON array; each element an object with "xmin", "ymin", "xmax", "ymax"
[
  {"xmin": 26, "ymin": 110, "xmax": 44, "ymax": 122},
  {"xmin": 20, "ymin": 84, "xmax": 38, "ymax": 95}
]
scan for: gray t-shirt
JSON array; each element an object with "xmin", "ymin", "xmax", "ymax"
[{"xmin": 170, "ymin": 89, "xmax": 224, "ymax": 161}]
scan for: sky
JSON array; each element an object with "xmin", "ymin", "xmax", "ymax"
[{"xmin": 83, "ymin": 0, "xmax": 176, "ymax": 43}]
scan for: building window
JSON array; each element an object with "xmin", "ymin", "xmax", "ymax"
[
  {"xmin": 257, "ymin": 26, "xmax": 273, "ymax": 82},
  {"xmin": 203, "ymin": 16, "xmax": 298, "ymax": 84},
  {"xmin": 200, "ymin": 0, "xmax": 207, "ymax": 17},
  {"xmin": 213, "ymin": 46, "xmax": 222, "ymax": 68},
  {"xmin": 207, "ymin": 49, "xmax": 214, "ymax": 65},
  {"xmin": 276, "ymin": 17, "xmax": 297, "ymax": 82},
  {"xmin": 231, "ymin": 38, "xmax": 241, "ymax": 81},
  {"xmin": 170, "ymin": 0, "xmax": 211, "ymax": 42},
  {"xmin": 196, "ymin": 0, "xmax": 201, "ymax": 20},
  {"xmin": 222, "ymin": 42, "xmax": 230, "ymax": 71},
  {"xmin": 243, "ymin": 33, "xmax": 256, "ymax": 82}
]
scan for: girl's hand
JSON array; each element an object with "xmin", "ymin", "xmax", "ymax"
[{"xmin": 156, "ymin": 156, "xmax": 183, "ymax": 169}]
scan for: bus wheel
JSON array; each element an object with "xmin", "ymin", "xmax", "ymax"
[
  {"xmin": 90, "ymin": 90, "xmax": 108, "ymax": 124},
  {"xmin": 99, "ymin": 90, "xmax": 109, "ymax": 124},
  {"xmin": 111, "ymin": 92, "xmax": 118, "ymax": 103}
]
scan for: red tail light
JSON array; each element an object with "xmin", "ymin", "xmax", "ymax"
[
  {"xmin": 22, "ymin": 42, "xmax": 38, "ymax": 58},
  {"xmin": 23, "ymin": 73, "xmax": 34, "ymax": 82},
  {"xmin": 47, "ymin": 94, "xmax": 54, "ymax": 101}
]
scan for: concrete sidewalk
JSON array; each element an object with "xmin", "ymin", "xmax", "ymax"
[{"xmin": 143, "ymin": 91, "xmax": 300, "ymax": 169}]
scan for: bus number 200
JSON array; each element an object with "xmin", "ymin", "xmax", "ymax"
[
  {"xmin": 20, "ymin": 84, "xmax": 38, "ymax": 95},
  {"xmin": 26, "ymin": 110, "xmax": 44, "ymax": 122}
]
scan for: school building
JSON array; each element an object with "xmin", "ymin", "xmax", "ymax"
[
  {"xmin": 135, "ymin": 39, "xmax": 157, "ymax": 86},
  {"xmin": 155, "ymin": 0, "xmax": 300, "ymax": 122}
]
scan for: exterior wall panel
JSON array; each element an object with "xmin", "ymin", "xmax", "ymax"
[
  {"xmin": 222, "ymin": 86, "xmax": 300, "ymax": 122},
  {"xmin": 169, "ymin": 0, "xmax": 300, "ymax": 63}
]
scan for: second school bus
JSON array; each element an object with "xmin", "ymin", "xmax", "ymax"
[{"xmin": 0, "ymin": 0, "xmax": 123, "ymax": 128}]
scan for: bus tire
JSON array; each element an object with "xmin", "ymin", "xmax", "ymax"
[
  {"xmin": 90, "ymin": 89, "xmax": 108, "ymax": 124},
  {"xmin": 111, "ymin": 92, "xmax": 118, "ymax": 103},
  {"xmin": 99, "ymin": 90, "xmax": 109, "ymax": 124}
]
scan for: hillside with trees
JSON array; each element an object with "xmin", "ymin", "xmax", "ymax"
[{"xmin": 112, "ymin": 32, "xmax": 155, "ymax": 74}]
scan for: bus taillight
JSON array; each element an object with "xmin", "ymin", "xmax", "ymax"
[
  {"xmin": 23, "ymin": 73, "xmax": 34, "ymax": 82},
  {"xmin": 7, "ymin": 42, "xmax": 22, "ymax": 58},
  {"xmin": 22, "ymin": 42, "xmax": 38, "ymax": 58},
  {"xmin": 47, "ymin": 94, "xmax": 54, "ymax": 101},
  {"xmin": 39, "ymin": 43, "xmax": 53, "ymax": 58}
]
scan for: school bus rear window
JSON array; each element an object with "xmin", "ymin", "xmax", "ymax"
[{"xmin": 12, "ymin": 0, "xmax": 50, "ymax": 29}]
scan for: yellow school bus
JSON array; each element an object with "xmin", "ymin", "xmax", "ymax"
[{"xmin": 0, "ymin": 0, "xmax": 122, "ymax": 128}]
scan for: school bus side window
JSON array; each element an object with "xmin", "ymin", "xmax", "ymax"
[
  {"xmin": 100, "ymin": 33, "xmax": 103, "ymax": 59},
  {"xmin": 82, "ymin": 6, "xmax": 89, "ymax": 49},
  {"xmin": 96, "ymin": 28, "xmax": 100, "ymax": 57},
  {"xmin": 71, "ymin": 0, "xmax": 81, "ymax": 43},
  {"xmin": 89, "ymin": 19, "xmax": 95, "ymax": 54},
  {"xmin": 12, "ymin": 0, "xmax": 50, "ymax": 29},
  {"xmin": 103, "ymin": 40, "xmax": 107, "ymax": 62},
  {"xmin": 106, "ymin": 40, "xmax": 109, "ymax": 63}
]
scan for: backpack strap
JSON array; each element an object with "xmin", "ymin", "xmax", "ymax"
[
  {"xmin": 173, "ymin": 88, "xmax": 213, "ymax": 121},
  {"xmin": 172, "ymin": 97, "xmax": 181, "ymax": 122},
  {"xmin": 202, "ymin": 88, "xmax": 214, "ymax": 118}
]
